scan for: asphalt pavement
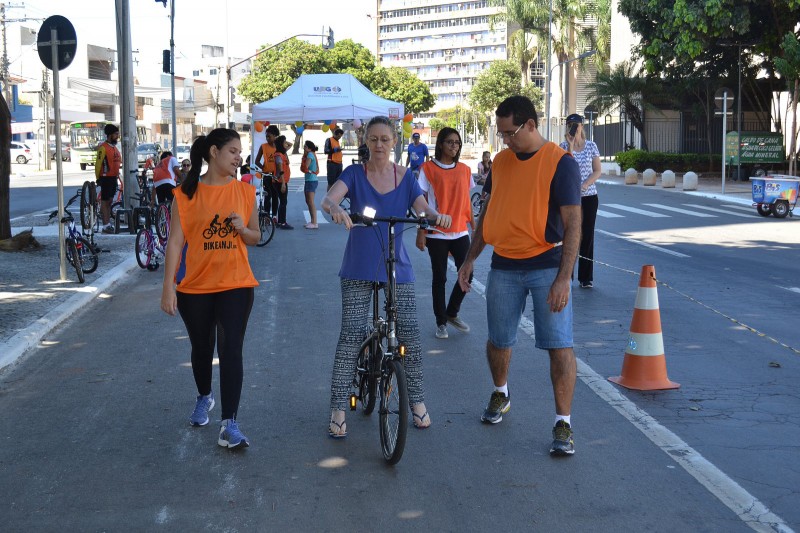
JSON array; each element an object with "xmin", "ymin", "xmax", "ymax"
[{"xmin": 3, "ymin": 169, "xmax": 794, "ymax": 532}]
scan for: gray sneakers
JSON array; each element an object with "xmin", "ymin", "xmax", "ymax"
[
  {"xmin": 435, "ymin": 324, "xmax": 448, "ymax": 339},
  {"xmin": 550, "ymin": 420, "xmax": 575, "ymax": 456},
  {"xmin": 447, "ymin": 315, "xmax": 470, "ymax": 333},
  {"xmin": 481, "ymin": 391, "xmax": 510, "ymax": 424}
]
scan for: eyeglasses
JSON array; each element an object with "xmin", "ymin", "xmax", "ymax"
[
  {"xmin": 181, "ymin": 164, "xmax": 190, "ymax": 168},
  {"xmin": 496, "ymin": 122, "xmax": 525, "ymax": 140},
  {"xmin": 367, "ymin": 136, "xmax": 393, "ymax": 145},
  {"xmin": 444, "ymin": 140, "xmax": 462, "ymax": 147}
]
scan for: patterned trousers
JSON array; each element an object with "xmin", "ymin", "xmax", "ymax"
[{"xmin": 330, "ymin": 278, "xmax": 424, "ymax": 411}]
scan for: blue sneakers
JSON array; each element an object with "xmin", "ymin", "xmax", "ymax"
[
  {"xmin": 189, "ymin": 393, "xmax": 215, "ymax": 426},
  {"xmin": 218, "ymin": 419, "xmax": 250, "ymax": 449}
]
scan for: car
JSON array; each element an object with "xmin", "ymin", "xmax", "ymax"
[
  {"xmin": 10, "ymin": 142, "xmax": 34, "ymax": 164},
  {"xmin": 137, "ymin": 143, "xmax": 162, "ymax": 167},
  {"xmin": 174, "ymin": 144, "xmax": 191, "ymax": 162},
  {"xmin": 49, "ymin": 141, "xmax": 71, "ymax": 162}
]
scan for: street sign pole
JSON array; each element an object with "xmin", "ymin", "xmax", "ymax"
[
  {"xmin": 50, "ymin": 28, "xmax": 65, "ymax": 280},
  {"xmin": 721, "ymin": 90, "xmax": 727, "ymax": 195}
]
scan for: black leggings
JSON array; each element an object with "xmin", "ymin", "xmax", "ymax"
[
  {"xmin": 268, "ymin": 180, "xmax": 281, "ymax": 219},
  {"xmin": 578, "ymin": 194, "xmax": 598, "ymax": 283},
  {"xmin": 177, "ymin": 288, "xmax": 254, "ymax": 420},
  {"xmin": 426, "ymin": 235, "xmax": 471, "ymax": 326}
]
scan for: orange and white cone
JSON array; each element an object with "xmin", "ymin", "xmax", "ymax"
[{"xmin": 608, "ymin": 265, "xmax": 679, "ymax": 391}]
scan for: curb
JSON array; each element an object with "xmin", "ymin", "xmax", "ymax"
[{"xmin": 0, "ymin": 256, "xmax": 138, "ymax": 373}]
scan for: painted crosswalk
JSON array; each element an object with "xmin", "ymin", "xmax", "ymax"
[
  {"xmin": 642, "ymin": 203, "xmax": 717, "ymax": 217},
  {"xmin": 597, "ymin": 202, "xmax": 758, "ymax": 219},
  {"xmin": 604, "ymin": 203, "xmax": 671, "ymax": 217}
]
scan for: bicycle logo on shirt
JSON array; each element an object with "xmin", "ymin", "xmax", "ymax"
[{"xmin": 202, "ymin": 214, "xmax": 238, "ymax": 240}]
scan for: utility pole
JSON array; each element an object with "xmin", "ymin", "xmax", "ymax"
[
  {"xmin": 1, "ymin": 3, "xmax": 12, "ymax": 105},
  {"xmin": 41, "ymin": 68, "xmax": 49, "ymax": 169},
  {"xmin": 115, "ymin": 0, "xmax": 138, "ymax": 210}
]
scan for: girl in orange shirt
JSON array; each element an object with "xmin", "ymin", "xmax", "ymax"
[
  {"xmin": 274, "ymin": 135, "xmax": 293, "ymax": 229},
  {"xmin": 160, "ymin": 128, "xmax": 260, "ymax": 451}
]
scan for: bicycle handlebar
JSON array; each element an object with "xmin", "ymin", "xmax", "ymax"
[{"xmin": 349, "ymin": 212, "xmax": 432, "ymax": 229}]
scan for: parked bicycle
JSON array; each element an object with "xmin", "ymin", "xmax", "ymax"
[
  {"xmin": 347, "ymin": 207, "xmax": 441, "ymax": 465},
  {"xmin": 471, "ymin": 191, "xmax": 486, "ymax": 218},
  {"xmin": 49, "ymin": 191, "xmax": 99, "ymax": 283},
  {"xmin": 251, "ymin": 167, "xmax": 276, "ymax": 247}
]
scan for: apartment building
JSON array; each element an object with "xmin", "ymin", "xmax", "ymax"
[{"xmin": 376, "ymin": 0, "xmax": 508, "ymax": 116}]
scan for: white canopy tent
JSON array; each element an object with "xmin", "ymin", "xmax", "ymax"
[
  {"xmin": 249, "ymin": 74, "xmax": 405, "ymax": 163},
  {"xmin": 251, "ymin": 73, "xmax": 404, "ymax": 123}
]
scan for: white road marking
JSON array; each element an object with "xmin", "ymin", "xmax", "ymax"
[
  {"xmin": 722, "ymin": 204, "xmax": 758, "ymax": 213},
  {"xmin": 448, "ymin": 258, "xmax": 794, "ymax": 533},
  {"xmin": 779, "ymin": 286, "xmax": 800, "ymax": 294},
  {"xmin": 605, "ymin": 203, "xmax": 671, "ymax": 217},
  {"xmin": 643, "ymin": 203, "xmax": 717, "ymax": 217},
  {"xmin": 683, "ymin": 204, "xmax": 755, "ymax": 218},
  {"xmin": 597, "ymin": 229, "xmax": 690, "ymax": 258},
  {"xmin": 597, "ymin": 209, "xmax": 625, "ymax": 218}
]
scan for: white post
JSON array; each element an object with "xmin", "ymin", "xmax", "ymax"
[
  {"xmin": 51, "ymin": 28, "xmax": 65, "ymax": 280},
  {"xmin": 721, "ymin": 90, "xmax": 727, "ymax": 195}
]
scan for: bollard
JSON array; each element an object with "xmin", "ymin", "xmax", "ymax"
[
  {"xmin": 682, "ymin": 171, "xmax": 698, "ymax": 191},
  {"xmin": 624, "ymin": 168, "xmax": 638, "ymax": 185},
  {"xmin": 661, "ymin": 170, "xmax": 676, "ymax": 188},
  {"xmin": 643, "ymin": 168, "xmax": 657, "ymax": 186}
]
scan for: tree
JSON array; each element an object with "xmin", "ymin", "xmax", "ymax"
[
  {"xmin": 428, "ymin": 106, "xmax": 488, "ymax": 137},
  {"xmin": 585, "ymin": 61, "xmax": 653, "ymax": 150},
  {"xmin": 470, "ymin": 60, "xmax": 543, "ymax": 116},
  {"xmin": 0, "ymin": 94, "xmax": 10, "ymax": 240},
  {"xmin": 775, "ymin": 32, "xmax": 800, "ymax": 176},
  {"xmin": 238, "ymin": 38, "xmax": 435, "ymax": 116}
]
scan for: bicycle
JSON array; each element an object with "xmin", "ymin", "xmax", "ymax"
[
  {"xmin": 49, "ymin": 192, "xmax": 100, "ymax": 283},
  {"xmin": 134, "ymin": 223, "xmax": 166, "ymax": 271},
  {"xmin": 251, "ymin": 168, "xmax": 276, "ymax": 247},
  {"xmin": 346, "ymin": 207, "xmax": 439, "ymax": 465},
  {"xmin": 471, "ymin": 191, "xmax": 486, "ymax": 218}
]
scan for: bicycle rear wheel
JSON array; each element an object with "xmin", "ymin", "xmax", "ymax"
[
  {"xmin": 65, "ymin": 239, "xmax": 85, "ymax": 283},
  {"xmin": 135, "ymin": 228, "xmax": 155, "ymax": 269},
  {"xmin": 155, "ymin": 203, "xmax": 170, "ymax": 242},
  {"xmin": 379, "ymin": 358, "xmax": 408, "ymax": 465},
  {"xmin": 355, "ymin": 340, "xmax": 379, "ymax": 415},
  {"xmin": 76, "ymin": 236, "xmax": 99, "ymax": 273},
  {"xmin": 471, "ymin": 192, "xmax": 482, "ymax": 217},
  {"xmin": 257, "ymin": 212, "xmax": 275, "ymax": 247},
  {"xmin": 80, "ymin": 181, "xmax": 95, "ymax": 230}
]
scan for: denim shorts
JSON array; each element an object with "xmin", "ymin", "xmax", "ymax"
[
  {"xmin": 304, "ymin": 180, "xmax": 319, "ymax": 193},
  {"xmin": 486, "ymin": 267, "xmax": 573, "ymax": 350}
]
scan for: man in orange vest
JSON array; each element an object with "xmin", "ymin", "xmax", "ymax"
[
  {"xmin": 95, "ymin": 123, "xmax": 122, "ymax": 233},
  {"xmin": 457, "ymin": 95, "xmax": 582, "ymax": 457},
  {"xmin": 324, "ymin": 128, "xmax": 344, "ymax": 190},
  {"xmin": 255, "ymin": 125, "xmax": 281, "ymax": 221}
]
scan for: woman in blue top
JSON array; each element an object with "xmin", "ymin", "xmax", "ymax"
[{"xmin": 322, "ymin": 116, "xmax": 452, "ymax": 438}]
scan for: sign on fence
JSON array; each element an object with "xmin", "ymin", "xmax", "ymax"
[{"xmin": 726, "ymin": 132, "xmax": 784, "ymax": 165}]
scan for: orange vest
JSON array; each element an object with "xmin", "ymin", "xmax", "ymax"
[
  {"xmin": 275, "ymin": 153, "xmax": 291, "ymax": 183},
  {"xmin": 97, "ymin": 141, "xmax": 121, "ymax": 177},
  {"xmin": 173, "ymin": 179, "xmax": 258, "ymax": 293},
  {"xmin": 420, "ymin": 160, "xmax": 473, "ymax": 234},
  {"xmin": 260, "ymin": 142, "xmax": 276, "ymax": 175},
  {"xmin": 152, "ymin": 157, "xmax": 174, "ymax": 185},
  {"xmin": 483, "ymin": 143, "xmax": 567, "ymax": 259},
  {"xmin": 329, "ymin": 136, "xmax": 342, "ymax": 164}
]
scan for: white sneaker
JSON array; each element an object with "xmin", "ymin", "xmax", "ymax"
[{"xmin": 435, "ymin": 324, "xmax": 448, "ymax": 339}]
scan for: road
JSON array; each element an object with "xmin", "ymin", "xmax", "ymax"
[
  {"xmin": 0, "ymin": 179, "xmax": 797, "ymax": 531},
  {"xmin": 9, "ymin": 161, "xmax": 95, "ymax": 219}
]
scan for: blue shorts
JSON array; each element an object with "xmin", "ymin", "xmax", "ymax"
[
  {"xmin": 486, "ymin": 267, "xmax": 573, "ymax": 350},
  {"xmin": 304, "ymin": 180, "xmax": 319, "ymax": 193}
]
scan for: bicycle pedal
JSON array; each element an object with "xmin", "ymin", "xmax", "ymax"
[{"xmin": 349, "ymin": 394, "xmax": 357, "ymax": 411}]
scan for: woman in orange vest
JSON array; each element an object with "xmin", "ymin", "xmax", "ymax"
[
  {"xmin": 160, "ymin": 128, "xmax": 260, "ymax": 450},
  {"xmin": 416, "ymin": 127, "xmax": 476, "ymax": 339},
  {"xmin": 274, "ymin": 135, "xmax": 293, "ymax": 229}
]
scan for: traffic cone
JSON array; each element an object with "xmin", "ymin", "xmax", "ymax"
[{"xmin": 609, "ymin": 265, "xmax": 679, "ymax": 390}]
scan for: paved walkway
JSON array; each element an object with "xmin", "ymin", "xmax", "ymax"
[{"xmin": 0, "ymin": 172, "xmax": 757, "ymax": 373}]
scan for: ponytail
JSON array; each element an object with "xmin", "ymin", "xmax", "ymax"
[{"xmin": 180, "ymin": 128, "xmax": 240, "ymax": 200}]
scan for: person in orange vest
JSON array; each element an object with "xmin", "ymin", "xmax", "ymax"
[
  {"xmin": 324, "ymin": 128, "xmax": 344, "ymax": 191},
  {"xmin": 94, "ymin": 123, "xmax": 121, "ymax": 233},
  {"xmin": 415, "ymin": 127, "xmax": 476, "ymax": 340},
  {"xmin": 254, "ymin": 124, "xmax": 280, "ymax": 222},
  {"xmin": 160, "ymin": 128, "xmax": 259, "ymax": 450},
  {"xmin": 457, "ymin": 96, "xmax": 582, "ymax": 456},
  {"xmin": 274, "ymin": 135, "xmax": 293, "ymax": 229},
  {"xmin": 151, "ymin": 151, "xmax": 181, "ymax": 205}
]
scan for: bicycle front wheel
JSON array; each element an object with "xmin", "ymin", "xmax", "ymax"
[
  {"xmin": 135, "ymin": 228, "xmax": 155, "ymax": 269},
  {"xmin": 471, "ymin": 192, "xmax": 482, "ymax": 217},
  {"xmin": 76, "ymin": 236, "xmax": 99, "ymax": 273},
  {"xmin": 65, "ymin": 239, "xmax": 85, "ymax": 283},
  {"xmin": 257, "ymin": 212, "xmax": 275, "ymax": 247},
  {"xmin": 379, "ymin": 358, "xmax": 408, "ymax": 465}
]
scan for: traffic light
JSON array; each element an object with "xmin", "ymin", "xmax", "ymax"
[
  {"xmin": 155, "ymin": 0, "xmax": 167, "ymax": 6},
  {"xmin": 229, "ymin": 86, "xmax": 236, "ymax": 107},
  {"xmin": 162, "ymin": 49, "xmax": 170, "ymax": 74},
  {"xmin": 327, "ymin": 28, "xmax": 334, "ymax": 50}
]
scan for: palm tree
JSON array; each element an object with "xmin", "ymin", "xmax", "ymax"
[{"xmin": 585, "ymin": 61, "xmax": 652, "ymax": 149}]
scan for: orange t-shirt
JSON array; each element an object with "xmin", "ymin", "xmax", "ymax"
[
  {"xmin": 173, "ymin": 179, "xmax": 258, "ymax": 294},
  {"xmin": 419, "ymin": 160, "xmax": 473, "ymax": 235},
  {"xmin": 483, "ymin": 143, "xmax": 566, "ymax": 259},
  {"xmin": 260, "ymin": 142, "xmax": 277, "ymax": 175}
]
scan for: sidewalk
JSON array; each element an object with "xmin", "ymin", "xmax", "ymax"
[{"xmin": 0, "ymin": 172, "xmax": 755, "ymax": 373}]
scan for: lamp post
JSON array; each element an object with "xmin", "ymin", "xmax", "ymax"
[
  {"xmin": 545, "ymin": 49, "xmax": 596, "ymax": 140},
  {"xmin": 226, "ymin": 31, "xmax": 333, "ymax": 128}
]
